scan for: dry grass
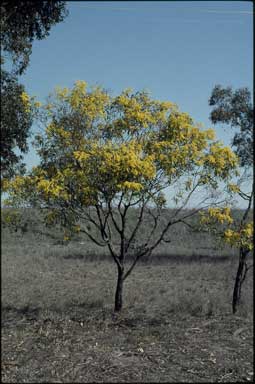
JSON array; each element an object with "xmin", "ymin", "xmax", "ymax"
[{"xmin": 1, "ymin": 218, "xmax": 253, "ymax": 383}]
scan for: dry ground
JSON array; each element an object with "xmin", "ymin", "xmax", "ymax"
[{"xmin": 1, "ymin": 227, "xmax": 253, "ymax": 383}]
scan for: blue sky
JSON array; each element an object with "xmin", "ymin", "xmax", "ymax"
[{"xmin": 19, "ymin": 0, "xmax": 253, "ymax": 205}]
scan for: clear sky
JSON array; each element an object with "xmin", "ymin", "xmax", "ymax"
[{"xmin": 19, "ymin": 1, "xmax": 253, "ymax": 206}]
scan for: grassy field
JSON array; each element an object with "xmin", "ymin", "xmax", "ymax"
[{"xmin": 1, "ymin": 210, "xmax": 253, "ymax": 383}]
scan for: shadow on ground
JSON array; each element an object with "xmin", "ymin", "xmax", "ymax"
[{"xmin": 62, "ymin": 252, "xmax": 233, "ymax": 264}]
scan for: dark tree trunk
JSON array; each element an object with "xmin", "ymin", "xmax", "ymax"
[
  {"xmin": 232, "ymin": 247, "xmax": 248, "ymax": 314},
  {"xmin": 114, "ymin": 267, "xmax": 124, "ymax": 312}
]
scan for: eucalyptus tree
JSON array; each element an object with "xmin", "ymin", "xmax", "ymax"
[{"xmin": 209, "ymin": 85, "xmax": 253, "ymax": 313}]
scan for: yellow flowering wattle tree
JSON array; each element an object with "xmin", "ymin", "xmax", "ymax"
[{"xmin": 4, "ymin": 81, "xmax": 240, "ymax": 311}]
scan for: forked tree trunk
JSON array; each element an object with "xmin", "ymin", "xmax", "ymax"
[
  {"xmin": 114, "ymin": 267, "xmax": 124, "ymax": 312},
  {"xmin": 232, "ymin": 248, "xmax": 248, "ymax": 314}
]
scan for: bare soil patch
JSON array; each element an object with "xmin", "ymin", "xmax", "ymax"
[{"xmin": 2, "ymin": 308, "xmax": 253, "ymax": 383}]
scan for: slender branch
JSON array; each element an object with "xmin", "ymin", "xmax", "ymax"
[
  {"xmin": 238, "ymin": 190, "xmax": 253, "ymax": 201},
  {"xmin": 79, "ymin": 228, "xmax": 108, "ymax": 247},
  {"xmin": 117, "ymin": 191, "xmax": 124, "ymax": 213},
  {"xmin": 108, "ymin": 201, "xmax": 122, "ymax": 234},
  {"xmin": 145, "ymin": 207, "xmax": 161, "ymax": 243},
  {"xmin": 143, "ymin": 197, "xmax": 229, "ymax": 260},
  {"xmin": 95, "ymin": 203, "xmax": 110, "ymax": 241},
  {"xmin": 162, "ymin": 238, "xmax": 171, "ymax": 243},
  {"xmin": 79, "ymin": 208, "xmax": 102, "ymax": 231},
  {"xmin": 169, "ymin": 180, "xmax": 200, "ymax": 220},
  {"xmin": 107, "ymin": 243, "xmax": 121, "ymax": 269},
  {"xmin": 241, "ymin": 181, "xmax": 254, "ymax": 225},
  {"xmin": 177, "ymin": 219, "xmax": 196, "ymax": 231},
  {"xmin": 103, "ymin": 213, "xmax": 112, "ymax": 242},
  {"xmin": 125, "ymin": 199, "xmax": 146, "ymax": 253},
  {"xmin": 128, "ymin": 195, "xmax": 146, "ymax": 207},
  {"xmin": 123, "ymin": 248, "xmax": 151, "ymax": 281},
  {"xmin": 119, "ymin": 200, "xmax": 128, "ymax": 262},
  {"xmin": 240, "ymin": 261, "xmax": 251, "ymax": 285},
  {"xmin": 67, "ymin": 206, "xmax": 104, "ymax": 239}
]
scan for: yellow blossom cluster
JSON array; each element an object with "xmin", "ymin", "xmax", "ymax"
[
  {"xmin": 117, "ymin": 181, "xmax": 143, "ymax": 192},
  {"xmin": 20, "ymin": 91, "xmax": 31, "ymax": 113},
  {"xmin": 74, "ymin": 140, "xmax": 156, "ymax": 193},
  {"xmin": 200, "ymin": 207, "xmax": 233, "ymax": 225},
  {"xmin": 46, "ymin": 123, "xmax": 72, "ymax": 142},
  {"xmin": 204, "ymin": 143, "xmax": 238, "ymax": 177},
  {"xmin": 4, "ymin": 175, "xmax": 33, "ymax": 202},
  {"xmin": 147, "ymin": 112, "xmax": 219, "ymax": 176},
  {"xmin": 200, "ymin": 207, "xmax": 253, "ymax": 253},
  {"xmin": 1, "ymin": 177, "xmax": 10, "ymax": 192},
  {"xmin": 4, "ymin": 81, "xmax": 241, "ymax": 221},
  {"xmin": 224, "ymin": 222, "xmax": 253, "ymax": 251},
  {"xmin": 20, "ymin": 91, "xmax": 42, "ymax": 113},
  {"xmin": 36, "ymin": 171, "xmax": 69, "ymax": 200},
  {"xmin": 35, "ymin": 82, "xmax": 238, "ymax": 191},
  {"xmin": 227, "ymin": 183, "xmax": 240, "ymax": 193},
  {"xmin": 114, "ymin": 89, "xmax": 175, "ymax": 129},
  {"xmin": 54, "ymin": 81, "xmax": 110, "ymax": 121}
]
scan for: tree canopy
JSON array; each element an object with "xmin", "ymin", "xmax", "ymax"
[
  {"xmin": 4, "ymin": 82, "xmax": 240, "ymax": 311},
  {"xmin": 0, "ymin": 1, "xmax": 68, "ymax": 179},
  {"xmin": 209, "ymin": 84, "xmax": 254, "ymax": 313},
  {"xmin": 209, "ymin": 85, "xmax": 253, "ymax": 167},
  {"xmin": 0, "ymin": 70, "xmax": 36, "ymax": 179},
  {"xmin": 1, "ymin": 1, "xmax": 68, "ymax": 74}
]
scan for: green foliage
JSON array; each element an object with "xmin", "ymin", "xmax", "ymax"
[
  {"xmin": 209, "ymin": 85, "xmax": 253, "ymax": 167},
  {"xmin": 209, "ymin": 84, "xmax": 254, "ymax": 314},
  {"xmin": 1, "ymin": 209, "xmax": 22, "ymax": 233},
  {"xmin": 0, "ymin": 69, "xmax": 33, "ymax": 179},
  {"xmin": 1, "ymin": 1, "xmax": 68, "ymax": 74},
  {"xmin": 0, "ymin": 1, "xmax": 68, "ymax": 179}
]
